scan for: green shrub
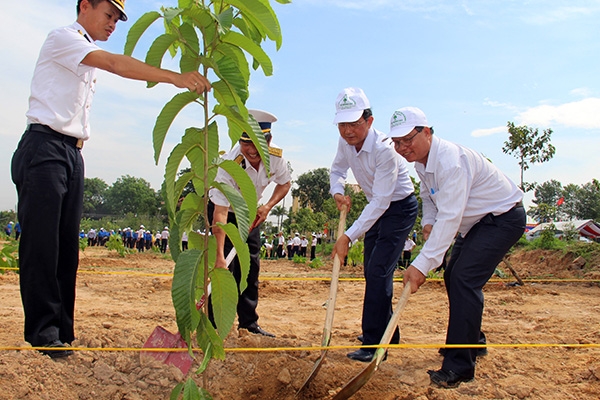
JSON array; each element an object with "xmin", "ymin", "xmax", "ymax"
[
  {"xmin": 106, "ymin": 234, "xmax": 130, "ymax": 257},
  {"xmin": 293, "ymin": 254, "xmax": 307, "ymax": 264},
  {"xmin": 0, "ymin": 240, "xmax": 19, "ymax": 272},
  {"xmin": 347, "ymin": 240, "xmax": 364, "ymax": 266},
  {"xmin": 309, "ymin": 257, "xmax": 323, "ymax": 269}
]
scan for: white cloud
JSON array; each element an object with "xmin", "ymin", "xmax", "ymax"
[
  {"xmin": 521, "ymin": 6, "xmax": 594, "ymax": 25},
  {"xmin": 471, "ymin": 126, "xmax": 506, "ymax": 137},
  {"xmin": 570, "ymin": 87, "xmax": 593, "ymax": 97},
  {"xmin": 483, "ymin": 98, "xmax": 519, "ymax": 112},
  {"xmin": 516, "ymin": 98, "xmax": 600, "ymax": 129}
]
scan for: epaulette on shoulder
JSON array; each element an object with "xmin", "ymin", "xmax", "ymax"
[
  {"xmin": 234, "ymin": 154, "xmax": 245, "ymax": 164},
  {"xmin": 268, "ymin": 146, "xmax": 283, "ymax": 158}
]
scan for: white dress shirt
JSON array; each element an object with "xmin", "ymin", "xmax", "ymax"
[
  {"xmin": 209, "ymin": 142, "xmax": 291, "ymax": 209},
  {"xmin": 330, "ymin": 128, "xmax": 414, "ymax": 241},
  {"xmin": 411, "ymin": 135, "xmax": 523, "ymax": 275},
  {"xmin": 26, "ymin": 22, "xmax": 101, "ymax": 140}
]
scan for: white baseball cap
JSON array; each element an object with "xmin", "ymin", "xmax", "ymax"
[
  {"xmin": 389, "ymin": 107, "xmax": 429, "ymax": 138},
  {"xmin": 333, "ymin": 87, "xmax": 371, "ymax": 124}
]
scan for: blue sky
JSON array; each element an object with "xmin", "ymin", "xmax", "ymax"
[{"xmin": 2, "ymin": 0, "xmax": 599, "ymax": 214}]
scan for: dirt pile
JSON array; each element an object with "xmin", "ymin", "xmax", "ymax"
[{"xmin": 0, "ymin": 247, "xmax": 599, "ymax": 399}]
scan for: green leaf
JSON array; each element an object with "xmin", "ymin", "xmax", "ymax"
[
  {"xmin": 212, "ymin": 80, "xmax": 246, "ymax": 119},
  {"xmin": 124, "ymin": 11, "xmax": 161, "ymax": 56},
  {"xmin": 216, "ymin": 222, "xmax": 251, "ymax": 294},
  {"xmin": 197, "ymin": 312, "xmax": 226, "ymax": 359},
  {"xmin": 233, "ymin": 16, "xmax": 262, "ymax": 44},
  {"xmin": 222, "ymin": 111, "xmax": 271, "ymax": 174},
  {"xmin": 228, "ymin": 0, "xmax": 283, "ymax": 49},
  {"xmin": 181, "ymin": 6, "xmax": 218, "ymax": 46},
  {"xmin": 212, "ymin": 181, "xmax": 251, "ymax": 242},
  {"xmin": 169, "ymin": 219, "xmax": 182, "ymax": 262},
  {"xmin": 208, "ymin": 266, "xmax": 238, "ymax": 340},
  {"xmin": 178, "ymin": 194, "xmax": 204, "ymax": 233},
  {"xmin": 217, "ymin": 7, "xmax": 234, "ymax": 32},
  {"xmin": 163, "ymin": 7, "xmax": 184, "ymax": 24},
  {"xmin": 163, "ymin": 127, "xmax": 203, "ymax": 216},
  {"xmin": 180, "ymin": 55, "xmax": 200, "ymax": 73},
  {"xmin": 214, "ymin": 43, "xmax": 250, "ymax": 86},
  {"xmin": 171, "ymin": 249, "xmax": 202, "ymax": 344},
  {"xmin": 153, "ymin": 92, "xmax": 201, "ymax": 164},
  {"xmin": 214, "ymin": 53, "xmax": 249, "ymax": 103},
  {"xmin": 222, "ymin": 31, "xmax": 273, "ymax": 75},
  {"xmin": 145, "ymin": 33, "xmax": 179, "ymax": 87},
  {"xmin": 179, "ymin": 22, "xmax": 200, "ymax": 56},
  {"xmin": 170, "ymin": 382, "xmax": 184, "ymax": 400},
  {"xmin": 217, "ymin": 159, "xmax": 258, "ymax": 225}
]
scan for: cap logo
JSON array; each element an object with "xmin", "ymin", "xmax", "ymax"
[
  {"xmin": 338, "ymin": 94, "xmax": 356, "ymax": 110},
  {"xmin": 390, "ymin": 111, "xmax": 407, "ymax": 128}
]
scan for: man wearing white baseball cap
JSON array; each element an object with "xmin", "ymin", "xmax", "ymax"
[
  {"xmin": 389, "ymin": 107, "xmax": 525, "ymax": 388},
  {"xmin": 330, "ymin": 88, "xmax": 418, "ymax": 362},
  {"xmin": 11, "ymin": 0, "xmax": 211, "ymax": 358}
]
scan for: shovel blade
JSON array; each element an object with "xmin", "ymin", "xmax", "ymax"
[{"xmin": 141, "ymin": 326, "xmax": 194, "ymax": 375}]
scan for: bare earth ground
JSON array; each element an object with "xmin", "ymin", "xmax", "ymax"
[{"xmin": 1, "ymin": 246, "xmax": 600, "ymax": 399}]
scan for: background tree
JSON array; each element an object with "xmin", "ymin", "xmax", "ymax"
[
  {"xmin": 291, "ymin": 167, "xmax": 331, "ymax": 211},
  {"xmin": 576, "ymin": 179, "xmax": 600, "ymax": 220},
  {"xmin": 270, "ymin": 204, "xmax": 286, "ymax": 232},
  {"xmin": 561, "ymin": 183, "xmax": 581, "ymax": 221},
  {"xmin": 83, "ymin": 177, "xmax": 108, "ymax": 215},
  {"xmin": 503, "ymin": 122, "xmax": 556, "ymax": 192},
  {"xmin": 104, "ymin": 175, "xmax": 159, "ymax": 216},
  {"xmin": 527, "ymin": 202, "xmax": 556, "ymax": 223}
]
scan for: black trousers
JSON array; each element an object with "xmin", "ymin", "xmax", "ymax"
[
  {"xmin": 442, "ymin": 205, "xmax": 526, "ymax": 377},
  {"xmin": 208, "ymin": 202, "xmax": 262, "ymax": 329},
  {"xmin": 11, "ymin": 127, "xmax": 84, "ymax": 346},
  {"xmin": 362, "ymin": 194, "xmax": 418, "ymax": 347}
]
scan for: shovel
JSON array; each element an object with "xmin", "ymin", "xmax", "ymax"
[
  {"xmin": 297, "ymin": 205, "xmax": 348, "ymax": 395},
  {"xmin": 141, "ymin": 248, "xmax": 238, "ymax": 374},
  {"xmin": 333, "ymin": 282, "xmax": 412, "ymax": 400}
]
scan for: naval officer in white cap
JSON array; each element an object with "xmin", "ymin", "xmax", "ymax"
[{"xmin": 208, "ymin": 109, "xmax": 291, "ymax": 337}]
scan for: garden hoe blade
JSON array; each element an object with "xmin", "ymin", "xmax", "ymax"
[
  {"xmin": 296, "ymin": 206, "xmax": 348, "ymax": 396},
  {"xmin": 333, "ymin": 283, "xmax": 412, "ymax": 400},
  {"xmin": 142, "ymin": 248, "xmax": 238, "ymax": 373}
]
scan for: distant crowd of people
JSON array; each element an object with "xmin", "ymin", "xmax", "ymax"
[
  {"xmin": 260, "ymin": 231, "xmax": 327, "ymax": 260},
  {"xmin": 3, "ymin": 221, "xmax": 21, "ymax": 240},
  {"xmin": 81, "ymin": 225, "xmax": 196, "ymax": 254}
]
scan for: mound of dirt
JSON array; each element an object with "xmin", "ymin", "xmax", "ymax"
[{"xmin": 1, "ymin": 246, "xmax": 599, "ymax": 399}]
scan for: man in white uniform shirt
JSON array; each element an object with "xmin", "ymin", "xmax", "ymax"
[
  {"xmin": 329, "ymin": 87, "xmax": 418, "ymax": 362},
  {"xmin": 390, "ymin": 107, "xmax": 525, "ymax": 388},
  {"xmin": 10, "ymin": 0, "xmax": 211, "ymax": 358},
  {"xmin": 208, "ymin": 109, "xmax": 291, "ymax": 337}
]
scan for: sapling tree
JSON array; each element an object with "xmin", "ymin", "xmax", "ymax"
[
  {"xmin": 124, "ymin": 0, "xmax": 289, "ymax": 397},
  {"xmin": 503, "ymin": 122, "xmax": 556, "ymax": 192}
]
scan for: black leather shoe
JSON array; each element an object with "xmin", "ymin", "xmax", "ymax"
[
  {"xmin": 245, "ymin": 326, "xmax": 275, "ymax": 337},
  {"xmin": 357, "ymin": 335, "xmax": 364, "ymax": 343},
  {"xmin": 347, "ymin": 349, "xmax": 387, "ymax": 363},
  {"xmin": 438, "ymin": 347, "xmax": 488, "ymax": 357},
  {"xmin": 39, "ymin": 340, "xmax": 73, "ymax": 359},
  {"xmin": 347, "ymin": 349, "xmax": 375, "ymax": 362},
  {"xmin": 427, "ymin": 369, "xmax": 474, "ymax": 388}
]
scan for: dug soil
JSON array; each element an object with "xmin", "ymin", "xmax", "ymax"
[{"xmin": 1, "ymin": 246, "xmax": 600, "ymax": 399}]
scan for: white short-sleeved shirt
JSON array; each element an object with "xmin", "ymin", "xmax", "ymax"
[
  {"xmin": 209, "ymin": 142, "xmax": 291, "ymax": 209},
  {"xmin": 411, "ymin": 135, "xmax": 523, "ymax": 275},
  {"xmin": 26, "ymin": 22, "xmax": 101, "ymax": 140},
  {"xmin": 330, "ymin": 128, "xmax": 414, "ymax": 241}
]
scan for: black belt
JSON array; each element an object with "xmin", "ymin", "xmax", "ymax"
[
  {"xmin": 512, "ymin": 201, "xmax": 524, "ymax": 210},
  {"xmin": 28, "ymin": 123, "xmax": 84, "ymax": 149}
]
